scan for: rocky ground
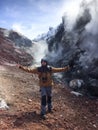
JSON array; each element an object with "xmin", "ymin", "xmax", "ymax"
[{"xmin": 0, "ymin": 65, "xmax": 98, "ymax": 130}]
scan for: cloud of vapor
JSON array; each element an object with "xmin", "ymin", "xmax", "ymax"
[
  {"xmin": 61, "ymin": 0, "xmax": 98, "ymax": 32},
  {"xmin": 12, "ymin": 23, "xmax": 24, "ymax": 33},
  {"xmin": 46, "ymin": 44, "xmax": 63, "ymax": 64},
  {"xmin": 85, "ymin": 0, "xmax": 98, "ymax": 34},
  {"xmin": 28, "ymin": 40, "xmax": 48, "ymax": 66},
  {"xmin": 74, "ymin": 0, "xmax": 98, "ymax": 67},
  {"xmin": 61, "ymin": 0, "xmax": 83, "ymax": 30}
]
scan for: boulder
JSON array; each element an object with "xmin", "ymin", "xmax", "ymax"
[{"xmin": 69, "ymin": 79, "xmax": 84, "ymax": 91}]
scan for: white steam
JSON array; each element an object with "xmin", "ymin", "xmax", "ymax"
[
  {"xmin": 62, "ymin": 0, "xmax": 82, "ymax": 30},
  {"xmin": 46, "ymin": 44, "xmax": 63, "ymax": 63},
  {"xmin": 78, "ymin": 0, "xmax": 98, "ymax": 67},
  {"xmin": 62, "ymin": 0, "xmax": 98, "ymax": 33},
  {"xmin": 85, "ymin": 0, "xmax": 98, "ymax": 34},
  {"xmin": 31, "ymin": 40, "xmax": 48, "ymax": 65}
]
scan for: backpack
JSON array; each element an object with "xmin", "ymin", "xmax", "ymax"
[{"xmin": 37, "ymin": 66, "xmax": 52, "ymax": 83}]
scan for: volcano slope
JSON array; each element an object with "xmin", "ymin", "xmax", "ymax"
[{"xmin": 0, "ymin": 65, "xmax": 98, "ymax": 130}]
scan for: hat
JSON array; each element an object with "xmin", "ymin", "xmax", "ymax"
[{"xmin": 41, "ymin": 59, "xmax": 48, "ymax": 65}]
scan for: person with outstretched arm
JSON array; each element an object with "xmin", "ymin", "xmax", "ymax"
[{"xmin": 18, "ymin": 59, "xmax": 70, "ymax": 119}]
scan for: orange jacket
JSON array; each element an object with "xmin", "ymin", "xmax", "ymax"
[{"xmin": 19, "ymin": 65, "xmax": 69, "ymax": 87}]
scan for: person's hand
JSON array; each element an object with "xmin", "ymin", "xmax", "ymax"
[
  {"xmin": 16, "ymin": 64, "xmax": 22, "ymax": 69},
  {"xmin": 67, "ymin": 65, "xmax": 70, "ymax": 71},
  {"xmin": 64, "ymin": 65, "xmax": 70, "ymax": 71},
  {"xmin": 69, "ymin": 60, "xmax": 74, "ymax": 68}
]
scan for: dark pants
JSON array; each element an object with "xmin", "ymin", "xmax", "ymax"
[{"xmin": 40, "ymin": 86, "xmax": 52, "ymax": 115}]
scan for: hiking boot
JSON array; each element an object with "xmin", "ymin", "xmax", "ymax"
[
  {"xmin": 40, "ymin": 114, "xmax": 46, "ymax": 120},
  {"xmin": 48, "ymin": 109, "xmax": 53, "ymax": 114}
]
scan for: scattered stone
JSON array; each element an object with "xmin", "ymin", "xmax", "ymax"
[
  {"xmin": 60, "ymin": 115, "xmax": 63, "ymax": 118},
  {"xmin": 28, "ymin": 99, "xmax": 32, "ymax": 102},
  {"xmin": 84, "ymin": 116, "xmax": 87, "ymax": 119},
  {"xmin": 70, "ymin": 91, "xmax": 83, "ymax": 97},
  {"xmin": 93, "ymin": 124, "xmax": 97, "ymax": 128}
]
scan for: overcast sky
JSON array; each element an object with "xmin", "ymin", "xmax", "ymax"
[{"xmin": 0, "ymin": 0, "xmax": 83, "ymax": 39}]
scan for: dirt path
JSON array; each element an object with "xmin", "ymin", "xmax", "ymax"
[{"xmin": 0, "ymin": 65, "xmax": 98, "ymax": 130}]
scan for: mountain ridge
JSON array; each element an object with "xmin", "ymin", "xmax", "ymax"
[{"xmin": 0, "ymin": 28, "xmax": 33, "ymax": 66}]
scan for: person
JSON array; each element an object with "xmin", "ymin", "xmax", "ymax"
[{"xmin": 18, "ymin": 59, "xmax": 70, "ymax": 119}]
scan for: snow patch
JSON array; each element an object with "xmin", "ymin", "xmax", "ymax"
[{"xmin": 0, "ymin": 99, "xmax": 9, "ymax": 110}]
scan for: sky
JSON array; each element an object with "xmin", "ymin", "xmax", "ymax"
[{"xmin": 0, "ymin": 0, "xmax": 83, "ymax": 39}]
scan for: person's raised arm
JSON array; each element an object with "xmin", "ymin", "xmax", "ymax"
[
  {"xmin": 17, "ymin": 64, "xmax": 38, "ymax": 73},
  {"xmin": 51, "ymin": 65, "xmax": 70, "ymax": 73}
]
